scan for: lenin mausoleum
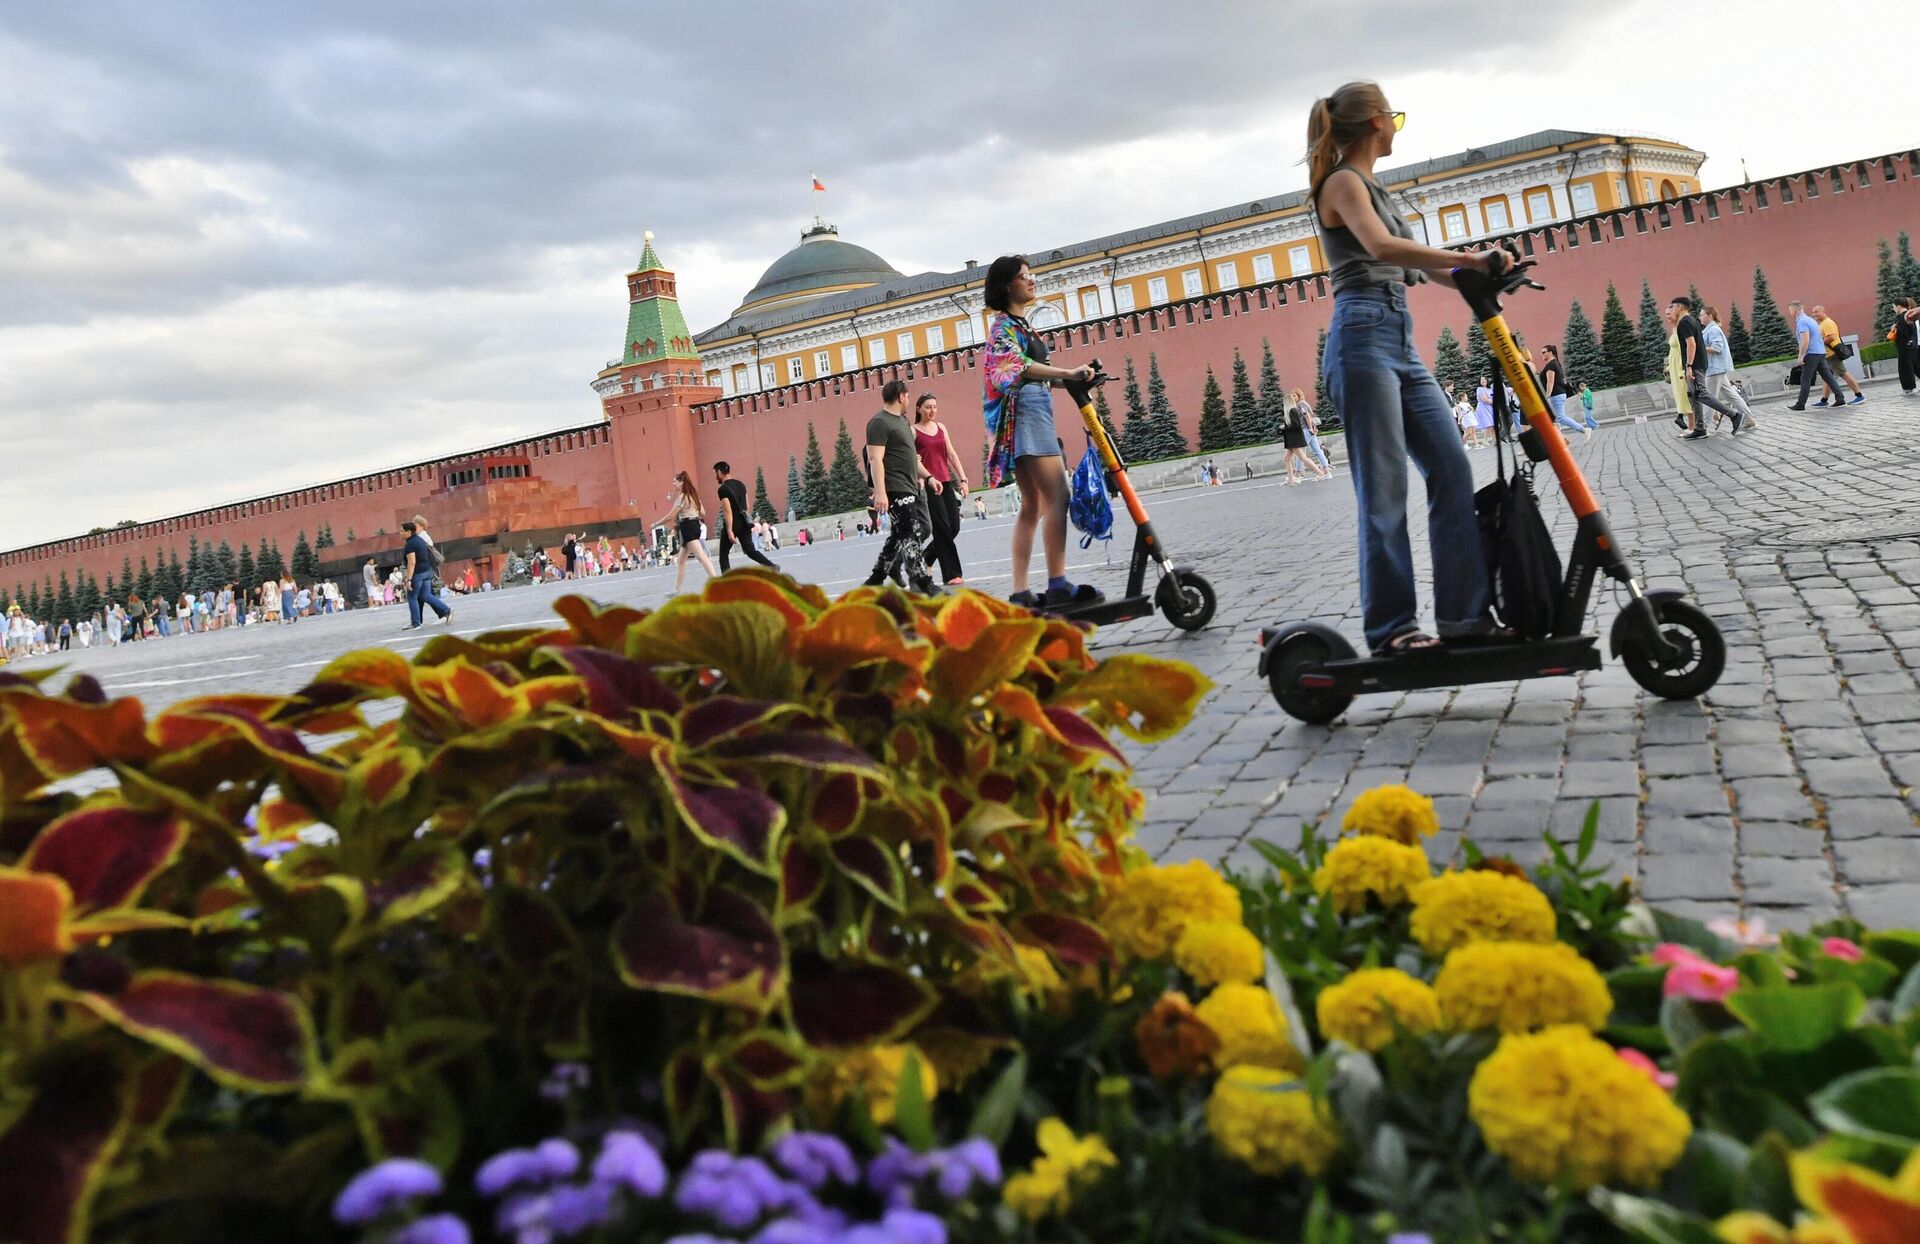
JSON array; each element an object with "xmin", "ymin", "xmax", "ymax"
[{"xmin": 6, "ymin": 130, "xmax": 1920, "ymax": 596}]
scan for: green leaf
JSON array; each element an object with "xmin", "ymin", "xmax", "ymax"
[
  {"xmin": 1649, "ymin": 908, "xmax": 1739, "ymax": 960},
  {"xmin": 1865, "ymin": 929, "xmax": 1920, "ymax": 972},
  {"xmin": 1732, "ymin": 1131, "xmax": 1796, "ymax": 1220},
  {"xmin": 1807, "ymin": 1067, "xmax": 1920, "ymax": 1148},
  {"xmin": 1893, "ymin": 962, "xmax": 1920, "ymax": 1023},
  {"xmin": 892, "ymin": 1049, "xmax": 934, "ymax": 1152},
  {"xmin": 1723, "ymin": 982, "xmax": 1864, "ymax": 1051},
  {"xmin": 966, "ymin": 1051, "xmax": 1027, "ymax": 1147},
  {"xmin": 1660, "ymin": 995, "xmax": 1713, "ymax": 1056},
  {"xmin": 1576, "ymin": 800, "xmax": 1599, "ymax": 865},
  {"xmin": 1588, "ymin": 1190, "xmax": 1728, "ymax": 1244},
  {"xmin": 1664, "ymin": 1130, "xmax": 1747, "ymax": 1218}
]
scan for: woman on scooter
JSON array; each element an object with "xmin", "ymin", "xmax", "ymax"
[
  {"xmin": 1309, "ymin": 81, "xmax": 1511, "ymax": 655},
  {"xmin": 981, "ymin": 255, "xmax": 1100, "ymax": 609}
]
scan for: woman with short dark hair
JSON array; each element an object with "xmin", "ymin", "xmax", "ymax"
[{"xmin": 981, "ymin": 255, "xmax": 1098, "ymax": 607}]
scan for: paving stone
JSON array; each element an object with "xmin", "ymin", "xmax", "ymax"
[
  {"xmin": 1730, "ymin": 777, "xmax": 1817, "ymax": 823},
  {"xmin": 1739, "ymin": 856, "xmax": 1837, "ymax": 907},
  {"xmin": 1824, "ymin": 798, "xmax": 1916, "ymax": 840},
  {"xmin": 1642, "ymin": 816, "xmax": 1738, "ymax": 855},
  {"xmin": 1848, "ymin": 883, "xmax": 1920, "ymax": 928},
  {"xmin": 1639, "ymin": 854, "xmax": 1739, "ymax": 902},
  {"xmin": 1802, "ymin": 758, "xmax": 1901, "ymax": 799},
  {"xmin": 1644, "ymin": 777, "xmax": 1732, "ymax": 818},
  {"xmin": 1181, "ymin": 807, "xmax": 1259, "ymax": 840},
  {"xmin": 1739, "ymin": 822, "xmax": 1828, "ymax": 858},
  {"xmin": 1833, "ymin": 837, "xmax": 1920, "ymax": 886},
  {"xmin": 1641, "ymin": 744, "xmax": 1718, "ymax": 778},
  {"xmin": 1561, "ymin": 761, "xmax": 1641, "ymax": 799}
]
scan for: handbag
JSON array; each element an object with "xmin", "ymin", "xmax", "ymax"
[
  {"xmin": 1832, "ymin": 340, "xmax": 1854, "ymax": 362},
  {"xmin": 1474, "ymin": 398, "xmax": 1562, "ymax": 640}
]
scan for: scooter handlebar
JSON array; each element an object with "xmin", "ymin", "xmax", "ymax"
[{"xmin": 1452, "ymin": 245, "xmax": 1544, "ymax": 320}]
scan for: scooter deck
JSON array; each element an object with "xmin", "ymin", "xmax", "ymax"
[
  {"xmin": 1319, "ymin": 634, "xmax": 1601, "ymax": 695},
  {"xmin": 1038, "ymin": 594, "xmax": 1154, "ymax": 627}
]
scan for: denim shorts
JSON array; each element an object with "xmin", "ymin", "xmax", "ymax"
[{"xmin": 1011, "ymin": 382, "xmax": 1059, "ymax": 460}]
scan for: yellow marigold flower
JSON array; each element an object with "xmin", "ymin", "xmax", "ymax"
[
  {"xmin": 1314, "ymin": 968, "xmax": 1441, "ymax": 1052},
  {"xmin": 914, "ymin": 1027, "xmax": 1000, "ymax": 1087},
  {"xmin": 803, "ymin": 1044, "xmax": 937, "ymax": 1127},
  {"xmin": 1342, "ymin": 783, "xmax": 1439, "ymax": 845},
  {"xmin": 1468, "ymin": 1025, "xmax": 1691, "ymax": 1190},
  {"xmin": 1436, "ymin": 941, "xmax": 1612, "ymax": 1034},
  {"xmin": 1102, "ymin": 860, "xmax": 1241, "ymax": 961},
  {"xmin": 1001, "ymin": 1118, "xmax": 1117, "ymax": 1221},
  {"xmin": 1194, "ymin": 982, "xmax": 1302, "ymax": 1072},
  {"xmin": 1410, "ymin": 870, "xmax": 1557, "ymax": 955},
  {"xmin": 1311, "ymin": 836, "xmax": 1431, "ymax": 915},
  {"xmin": 1205, "ymin": 1064, "xmax": 1342, "ymax": 1177},
  {"xmin": 1135, "ymin": 991, "xmax": 1221, "ymax": 1079},
  {"xmin": 1173, "ymin": 921, "xmax": 1266, "ymax": 986}
]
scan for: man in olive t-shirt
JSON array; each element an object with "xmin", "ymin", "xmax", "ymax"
[{"xmin": 862, "ymin": 379, "xmax": 940, "ymax": 593}]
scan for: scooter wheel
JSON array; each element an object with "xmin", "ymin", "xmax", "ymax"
[
  {"xmin": 1268, "ymin": 632, "xmax": 1356, "ymax": 724},
  {"xmin": 1156, "ymin": 568, "xmax": 1216, "ymax": 632},
  {"xmin": 1619, "ymin": 597, "xmax": 1725, "ymax": 701}
]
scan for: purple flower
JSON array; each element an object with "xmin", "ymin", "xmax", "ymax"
[
  {"xmin": 676, "ymin": 1168, "xmax": 762, "ymax": 1231},
  {"xmin": 1386, "ymin": 1236, "xmax": 1435, "ymax": 1244},
  {"xmin": 540, "ymin": 1061, "xmax": 592, "ymax": 1101},
  {"xmin": 864, "ymin": 1139, "xmax": 931, "ymax": 1205},
  {"xmin": 535, "ymin": 1138, "xmax": 581, "ymax": 1180},
  {"xmin": 332, "ymin": 1158, "xmax": 443, "ymax": 1225},
  {"xmin": 771, "ymin": 1132, "xmax": 860, "ymax": 1190},
  {"xmin": 877, "ymin": 1208, "xmax": 947, "ymax": 1244},
  {"xmin": 593, "ymin": 1130, "xmax": 667, "ymax": 1198},
  {"xmin": 663, "ymin": 1236, "xmax": 735, "ymax": 1244},
  {"xmin": 390, "ymin": 1214, "xmax": 473, "ymax": 1244},
  {"xmin": 476, "ymin": 1149, "xmax": 546, "ymax": 1198},
  {"xmin": 750, "ymin": 1221, "xmax": 836, "ymax": 1244},
  {"xmin": 932, "ymin": 1138, "xmax": 1001, "ymax": 1200},
  {"xmin": 548, "ymin": 1181, "xmax": 615, "ymax": 1234}
]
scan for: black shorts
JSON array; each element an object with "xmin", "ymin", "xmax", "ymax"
[{"xmin": 677, "ymin": 518, "xmax": 702, "ymax": 546}]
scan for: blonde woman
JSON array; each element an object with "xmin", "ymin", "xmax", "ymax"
[
  {"xmin": 654, "ymin": 470, "xmax": 719, "ymax": 594},
  {"xmin": 1283, "ymin": 389, "xmax": 1332, "ymax": 483}
]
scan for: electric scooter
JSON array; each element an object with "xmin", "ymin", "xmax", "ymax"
[
  {"xmin": 1022, "ymin": 358, "xmax": 1216, "ymax": 632},
  {"xmin": 1257, "ymin": 256, "xmax": 1726, "ymax": 723}
]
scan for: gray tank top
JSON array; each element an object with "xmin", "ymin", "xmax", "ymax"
[{"xmin": 1314, "ymin": 165, "xmax": 1426, "ymax": 294}]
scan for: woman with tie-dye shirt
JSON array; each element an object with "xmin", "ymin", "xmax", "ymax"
[{"xmin": 980, "ymin": 254, "xmax": 1098, "ymax": 609}]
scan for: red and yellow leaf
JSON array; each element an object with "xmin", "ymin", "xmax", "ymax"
[
  {"xmin": 794, "ymin": 603, "xmax": 925, "ymax": 686},
  {"xmin": 612, "ymin": 888, "xmax": 784, "ymax": 1012},
  {"xmin": 77, "ymin": 970, "xmax": 319, "ymax": 1091},
  {"xmin": 788, "ymin": 955, "xmax": 936, "ymax": 1048},
  {"xmin": 0, "ymin": 1050, "xmax": 132, "ymax": 1244},
  {"xmin": 0, "ymin": 866, "xmax": 73, "ymax": 965},
  {"xmin": 22, "ymin": 805, "xmax": 184, "ymax": 913}
]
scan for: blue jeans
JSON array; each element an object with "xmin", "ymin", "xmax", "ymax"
[
  {"xmin": 1547, "ymin": 393, "xmax": 1585, "ymax": 433},
  {"xmin": 409, "ymin": 572, "xmax": 450, "ymax": 627},
  {"xmin": 1580, "ymin": 400, "xmax": 1597, "ymax": 430},
  {"xmin": 1325, "ymin": 285, "xmax": 1491, "ymax": 652},
  {"xmin": 1303, "ymin": 430, "xmax": 1330, "ymax": 470}
]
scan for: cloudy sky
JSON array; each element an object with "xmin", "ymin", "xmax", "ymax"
[{"xmin": 0, "ymin": 2, "xmax": 1908, "ymax": 549}]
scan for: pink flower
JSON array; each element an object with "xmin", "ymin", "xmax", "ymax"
[
  {"xmin": 1616, "ymin": 1047, "xmax": 1677, "ymax": 1091},
  {"xmin": 1654, "ymin": 945, "xmax": 1741, "ymax": 1002},
  {"xmin": 1821, "ymin": 937, "xmax": 1864, "ymax": 963},
  {"xmin": 1707, "ymin": 917, "xmax": 1778, "ymax": 949}
]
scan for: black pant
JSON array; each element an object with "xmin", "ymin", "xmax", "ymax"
[
  {"xmin": 1686, "ymin": 376, "xmax": 1739, "ymax": 428},
  {"xmin": 922, "ymin": 485, "xmax": 963, "ymax": 583},
  {"xmin": 865, "ymin": 493, "xmax": 935, "ymax": 591},
  {"xmin": 718, "ymin": 523, "xmax": 777, "ymax": 572},
  {"xmin": 1897, "ymin": 342, "xmax": 1917, "ymax": 393},
  {"xmin": 1795, "ymin": 353, "xmax": 1849, "ymax": 406}
]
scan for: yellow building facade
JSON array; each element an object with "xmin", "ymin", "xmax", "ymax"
[{"xmin": 693, "ymin": 129, "xmax": 1704, "ymax": 394}]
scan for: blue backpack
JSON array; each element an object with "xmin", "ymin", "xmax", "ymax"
[{"xmin": 1068, "ymin": 441, "xmax": 1113, "ymax": 550}]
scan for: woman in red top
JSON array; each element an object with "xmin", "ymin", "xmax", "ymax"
[{"xmin": 913, "ymin": 393, "xmax": 970, "ymax": 585}]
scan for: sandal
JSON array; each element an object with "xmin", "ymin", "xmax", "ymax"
[
  {"xmin": 1045, "ymin": 583, "xmax": 1106, "ymax": 607},
  {"xmin": 1374, "ymin": 629, "xmax": 1442, "ymax": 657},
  {"xmin": 1008, "ymin": 590, "xmax": 1042, "ymax": 609}
]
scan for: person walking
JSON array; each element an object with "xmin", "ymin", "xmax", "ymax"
[
  {"xmin": 1890, "ymin": 297, "xmax": 1920, "ymax": 397},
  {"xmin": 56, "ymin": 618, "xmax": 71, "ymax": 651},
  {"xmin": 914, "ymin": 393, "xmax": 969, "ymax": 585},
  {"xmin": 980, "ymin": 256, "xmax": 1101, "ymax": 607},
  {"xmin": 1577, "ymin": 381, "xmax": 1597, "ymax": 430},
  {"xmin": 1670, "ymin": 297, "xmax": 1743, "ymax": 438},
  {"xmin": 713, "ymin": 461, "xmax": 779, "ymax": 573},
  {"xmin": 1282, "ymin": 391, "xmax": 1331, "ymax": 482},
  {"xmin": 396, "ymin": 522, "xmax": 451, "ymax": 630},
  {"xmin": 1699, "ymin": 306, "xmax": 1756, "ymax": 430},
  {"xmin": 1300, "ymin": 394, "xmax": 1334, "ymax": 474},
  {"xmin": 1309, "ymin": 81, "xmax": 1508, "ymax": 655},
  {"xmin": 1785, "ymin": 299, "xmax": 1854, "ymax": 411},
  {"xmin": 653, "ymin": 471, "xmax": 720, "ymax": 594},
  {"xmin": 1535, "ymin": 345, "xmax": 1590, "ymax": 438},
  {"xmin": 1472, "ymin": 376, "xmax": 1495, "ymax": 444},
  {"xmin": 1810, "ymin": 305, "xmax": 1866, "ymax": 406},
  {"xmin": 863, "ymin": 379, "xmax": 941, "ymax": 593}
]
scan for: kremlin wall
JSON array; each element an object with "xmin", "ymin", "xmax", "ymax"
[{"xmin": 5, "ymin": 143, "xmax": 1920, "ymax": 597}]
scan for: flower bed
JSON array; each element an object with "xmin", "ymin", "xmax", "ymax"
[{"xmin": 2, "ymin": 576, "xmax": 1916, "ymax": 1244}]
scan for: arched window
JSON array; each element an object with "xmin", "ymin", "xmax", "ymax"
[{"xmin": 1028, "ymin": 301, "xmax": 1066, "ymax": 330}]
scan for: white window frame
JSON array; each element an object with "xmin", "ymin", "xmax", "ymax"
[
  {"xmin": 1614, "ymin": 177, "xmax": 1628, "ymax": 204},
  {"xmin": 868, "ymin": 338, "xmax": 886, "ymax": 364},
  {"xmin": 1080, "ymin": 289, "xmax": 1103, "ymax": 320},
  {"xmin": 1407, "ymin": 215, "xmax": 1430, "ymax": 244},
  {"xmin": 1146, "ymin": 276, "xmax": 1168, "ymax": 306},
  {"xmin": 954, "ymin": 318, "xmax": 973, "ymax": 345},
  {"xmin": 1483, "ymin": 199, "xmax": 1510, "ymax": 233},
  {"xmin": 1642, "ymin": 177, "xmax": 1654, "ymax": 199},
  {"xmin": 1180, "ymin": 268, "xmax": 1203, "ymax": 299},
  {"xmin": 1441, "ymin": 209, "xmax": 1467, "ymax": 242},
  {"xmin": 716, "ymin": 370, "xmax": 734, "ymax": 395},
  {"xmin": 1114, "ymin": 284, "xmax": 1137, "ymax": 312},
  {"xmin": 1214, "ymin": 261, "xmax": 1238, "ymax": 290},
  {"xmin": 1526, "ymin": 190, "xmax": 1551, "ymax": 222},
  {"xmin": 759, "ymin": 364, "xmax": 775, "ymax": 388},
  {"xmin": 1251, "ymin": 253, "xmax": 1275, "ymax": 283},
  {"xmin": 925, "ymin": 324, "xmax": 945, "ymax": 352},
  {"xmin": 1287, "ymin": 245, "xmax": 1312, "ymax": 276},
  {"xmin": 841, "ymin": 344, "xmax": 860, "ymax": 370},
  {"xmin": 1571, "ymin": 182, "xmax": 1597, "ymax": 216},
  {"xmin": 896, "ymin": 331, "xmax": 914, "ymax": 359},
  {"xmin": 813, "ymin": 350, "xmax": 832, "ymax": 376},
  {"xmin": 786, "ymin": 357, "xmax": 805, "ymax": 383}
]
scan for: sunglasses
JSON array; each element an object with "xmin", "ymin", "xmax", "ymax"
[{"xmin": 1387, "ymin": 111, "xmax": 1406, "ymax": 131}]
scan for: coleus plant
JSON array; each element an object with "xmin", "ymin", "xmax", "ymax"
[{"xmin": 0, "ymin": 574, "xmax": 1207, "ymax": 1242}]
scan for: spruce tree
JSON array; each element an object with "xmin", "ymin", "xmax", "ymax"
[
  {"xmin": 119, "ymin": 556, "xmax": 135, "ymax": 599},
  {"xmin": 56, "ymin": 571, "xmax": 74, "ymax": 622},
  {"xmin": 1196, "ymin": 366, "xmax": 1233, "ymax": 451},
  {"xmin": 800, "ymin": 423, "xmax": 829, "ymax": 517},
  {"xmin": 167, "ymin": 548, "xmax": 186, "ymax": 600},
  {"xmin": 1146, "ymin": 354, "xmax": 1187, "ymax": 458},
  {"xmin": 1560, "ymin": 300, "xmax": 1608, "ymax": 390},
  {"xmin": 1118, "ymin": 356, "xmax": 1151, "ymax": 461},
  {"xmin": 76, "ymin": 572, "xmax": 100, "ymax": 619},
  {"xmin": 185, "ymin": 536, "xmax": 203, "ymax": 593},
  {"xmin": 1226, "ymin": 349, "xmax": 1260, "ymax": 447},
  {"xmin": 1432, "ymin": 326, "xmax": 1473, "ymax": 395},
  {"xmin": 217, "ymin": 540, "xmax": 236, "ymax": 584},
  {"xmin": 826, "ymin": 419, "xmax": 868, "ymax": 513},
  {"xmin": 237, "ymin": 542, "xmax": 255, "ymax": 587},
  {"xmin": 36, "ymin": 579, "xmax": 51, "ymax": 618},
  {"xmin": 1897, "ymin": 233, "xmax": 1920, "ymax": 303},
  {"xmin": 10, "ymin": 583, "xmax": 24, "ymax": 614},
  {"xmin": 345, "ymin": 527, "xmax": 356, "ymax": 544},
  {"xmin": 1255, "ymin": 338, "xmax": 1286, "ymax": 442},
  {"xmin": 1465, "ymin": 318, "xmax": 1495, "ymax": 388},
  {"xmin": 785, "ymin": 455, "xmax": 802, "ymax": 519},
  {"xmin": 1599, "ymin": 281, "xmax": 1640, "ymax": 385},
  {"xmin": 102, "ymin": 573, "xmax": 117, "ymax": 608},
  {"xmin": 1313, "ymin": 328, "xmax": 1340, "ymax": 431},
  {"xmin": 260, "ymin": 539, "xmax": 285, "ymax": 582},
  {"xmin": 1874, "ymin": 238, "xmax": 1901, "ymax": 338},
  {"xmin": 1748, "ymin": 266, "xmax": 1795, "ymax": 359},
  {"xmin": 315, "ymin": 523, "xmax": 334, "ymax": 552},
  {"xmin": 1635, "ymin": 280, "xmax": 1667, "ymax": 386},
  {"xmin": 291, "ymin": 531, "xmax": 317, "ymax": 581},
  {"xmin": 1687, "ymin": 284, "xmax": 1704, "ymax": 317},
  {"xmin": 135, "ymin": 556, "xmax": 154, "ymax": 600},
  {"xmin": 752, "ymin": 467, "xmax": 777, "ymax": 523},
  {"xmin": 1727, "ymin": 302, "xmax": 1751, "ymax": 365}
]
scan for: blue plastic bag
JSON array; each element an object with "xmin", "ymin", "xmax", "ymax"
[{"xmin": 1068, "ymin": 440, "xmax": 1113, "ymax": 550}]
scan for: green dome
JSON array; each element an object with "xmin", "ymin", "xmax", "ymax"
[{"xmin": 736, "ymin": 222, "xmax": 900, "ymax": 313}]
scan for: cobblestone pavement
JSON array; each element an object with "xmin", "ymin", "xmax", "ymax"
[{"xmin": 39, "ymin": 384, "xmax": 1920, "ymax": 927}]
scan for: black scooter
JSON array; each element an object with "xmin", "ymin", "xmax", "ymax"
[
  {"xmin": 1257, "ymin": 257, "xmax": 1726, "ymax": 723},
  {"xmin": 1019, "ymin": 359, "xmax": 1216, "ymax": 632}
]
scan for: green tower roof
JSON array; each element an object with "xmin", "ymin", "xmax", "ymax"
[{"xmin": 621, "ymin": 232, "xmax": 700, "ymax": 366}]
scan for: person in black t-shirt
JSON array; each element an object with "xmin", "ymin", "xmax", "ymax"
[
  {"xmin": 863, "ymin": 379, "xmax": 939, "ymax": 593},
  {"xmin": 712, "ymin": 461, "xmax": 779, "ymax": 573},
  {"xmin": 1534, "ymin": 344, "xmax": 1589, "ymax": 439},
  {"xmin": 1668, "ymin": 297, "xmax": 1742, "ymax": 439}
]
